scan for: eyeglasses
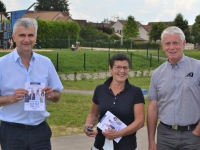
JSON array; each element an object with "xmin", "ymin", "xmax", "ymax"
[{"xmin": 113, "ymin": 65, "xmax": 129, "ymax": 71}]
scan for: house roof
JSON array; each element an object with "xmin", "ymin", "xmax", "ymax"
[
  {"xmin": 61, "ymin": 12, "xmax": 70, "ymax": 17},
  {"xmin": 118, "ymin": 20, "xmax": 126, "ymax": 25},
  {"xmin": 114, "ymin": 32, "xmax": 123, "ymax": 38},
  {"xmin": 57, "ymin": 16, "xmax": 71, "ymax": 21},
  {"xmin": 141, "ymin": 24, "xmax": 151, "ymax": 32},
  {"xmin": 73, "ymin": 19, "xmax": 87, "ymax": 26},
  {"xmin": 147, "ymin": 21, "xmax": 172, "ymax": 26},
  {"xmin": 23, "ymin": 11, "xmax": 62, "ymax": 20}
]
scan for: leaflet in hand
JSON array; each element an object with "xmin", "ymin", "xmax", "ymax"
[
  {"xmin": 97, "ymin": 111, "xmax": 127, "ymax": 143},
  {"xmin": 24, "ymin": 82, "xmax": 45, "ymax": 111}
]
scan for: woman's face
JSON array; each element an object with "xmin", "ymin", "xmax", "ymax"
[{"xmin": 109, "ymin": 60, "xmax": 129, "ymax": 83}]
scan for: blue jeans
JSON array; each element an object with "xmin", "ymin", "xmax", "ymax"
[{"xmin": 0, "ymin": 120, "xmax": 52, "ymax": 150}]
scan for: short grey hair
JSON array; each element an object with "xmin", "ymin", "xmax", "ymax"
[
  {"xmin": 161, "ymin": 26, "xmax": 185, "ymax": 43},
  {"xmin": 13, "ymin": 18, "xmax": 38, "ymax": 34}
]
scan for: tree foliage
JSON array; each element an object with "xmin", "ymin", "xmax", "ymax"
[
  {"xmin": 172, "ymin": 13, "xmax": 192, "ymax": 43},
  {"xmin": 37, "ymin": 19, "xmax": 80, "ymax": 39},
  {"xmin": 122, "ymin": 15, "xmax": 139, "ymax": 49},
  {"xmin": 192, "ymin": 14, "xmax": 200, "ymax": 44},
  {"xmin": 109, "ymin": 34, "xmax": 120, "ymax": 40},
  {"xmin": 122, "ymin": 15, "xmax": 139, "ymax": 39},
  {"xmin": 148, "ymin": 22, "xmax": 167, "ymax": 42},
  {"xmin": 79, "ymin": 22, "xmax": 109, "ymax": 41},
  {"xmin": 97, "ymin": 25, "xmax": 114, "ymax": 35},
  {"xmin": 0, "ymin": 1, "xmax": 8, "ymax": 19},
  {"xmin": 34, "ymin": 0, "xmax": 69, "ymax": 12}
]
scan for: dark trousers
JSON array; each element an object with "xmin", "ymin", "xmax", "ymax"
[
  {"xmin": 157, "ymin": 122, "xmax": 200, "ymax": 150},
  {"xmin": 0, "ymin": 121, "xmax": 52, "ymax": 150}
]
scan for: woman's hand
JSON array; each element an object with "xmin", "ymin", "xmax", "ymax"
[
  {"xmin": 84, "ymin": 125, "xmax": 98, "ymax": 137},
  {"xmin": 102, "ymin": 129, "xmax": 120, "ymax": 140}
]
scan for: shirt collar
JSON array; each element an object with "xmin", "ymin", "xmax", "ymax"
[
  {"xmin": 13, "ymin": 48, "xmax": 36, "ymax": 62},
  {"xmin": 167, "ymin": 54, "xmax": 185, "ymax": 68}
]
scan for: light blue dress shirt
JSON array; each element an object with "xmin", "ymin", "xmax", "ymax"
[{"xmin": 0, "ymin": 49, "xmax": 63, "ymax": 125}]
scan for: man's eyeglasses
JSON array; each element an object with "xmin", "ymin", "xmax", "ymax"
[{"xmin": 113, "ymin": 65, "xmax": 129, "ymax": 71}]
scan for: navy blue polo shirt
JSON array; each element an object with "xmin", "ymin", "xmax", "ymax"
[{"xmin": 93, "ymin": 77, "xmax": 145, "ymax": 149}]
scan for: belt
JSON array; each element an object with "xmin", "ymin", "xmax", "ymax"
[
  {"xmin": 160, "ymin": 122, "xmax": 198, "ymax": 131},
  {"xmin": 2, "ymin": 120, "xmax": 46, "ymax": 130}
]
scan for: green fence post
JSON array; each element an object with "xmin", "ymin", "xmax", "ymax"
[
  {"xmin": 158, "ymin": 48, "xmax": 159, "ymax": 62},
  {"xmin": 150, "ymin": 54, "xmax": 152, "ymax": 68},
  {"xmin": 130, "ymin": 53, "xmax": 132, "ymax": 69},
  {"xmin": 108, "ymin": 53, "xmax": 110, "ymax": 65},
  {"xmin": 84, "ymin": 53, "xmax": 86, "ymax": 70},
  {"xmin": 56, "ymin": 53, "xmax": 59, "ymax": 72}
]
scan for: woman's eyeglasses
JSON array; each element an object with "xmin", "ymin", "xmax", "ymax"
[{"xmin": 113, "ymin": 65, "xmax": 129, "ymax": 71}]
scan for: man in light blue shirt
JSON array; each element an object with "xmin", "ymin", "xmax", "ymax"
[{"xmin": 0, "ymin": 18, "xmax": 63, "ymax": 150}]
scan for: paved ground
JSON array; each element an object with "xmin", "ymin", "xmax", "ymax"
[{"xmin": 51, "ymin": 126, "xmax": 150, "ymax": 150}]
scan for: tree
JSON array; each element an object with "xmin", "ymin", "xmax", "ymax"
[
  {"xmin": 109, "ymin": 34, "xmax": 120, "ymax": 40},
  {"xmin": 34, "ymin": 0, "xmax": 69, "ymax": 12},
  {"xmin": 192, "ymin": 14, "xmax": 200, "ymax": 44},
  {"xmin": 148, "ymin": 22, "xmax": 167, "ymax": 42},
  {"xmin": 97, "ymin": 24, "xmax": 114, "ymax": 35},
  {"xmin": 172, "ymin": 13, "xmax": 192, "ymax": 43},
  {"xmin": 122, "ymin": 15, "xmax": 139, "ymax": 49},
  {"xmin": 0, "ymin": 1, "xmax": 8, "ymax": 19},
  {"xmin": 102, "ymin": 18, "xmax": 112, "ymax": 24},
  {"xmin": 79, "ymin": 22, "xmax": 109, "ymax": 41}
]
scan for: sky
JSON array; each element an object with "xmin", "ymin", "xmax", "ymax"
[{"xmin": 2, "ymin": 0, "xmax": 200, "ymax": 25}]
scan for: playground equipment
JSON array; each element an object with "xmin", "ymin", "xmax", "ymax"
[{"xmin": 0, "ymin": 22, "xmax": 12, "ymax": 49}]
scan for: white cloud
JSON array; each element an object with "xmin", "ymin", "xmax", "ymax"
[
  {"xmin": 138, "ymin": 10, "xmax": 148, "ymax": 14},
  {"xmin": 2, "ymin": 0, "xmax": 35, "ymax": 11}
]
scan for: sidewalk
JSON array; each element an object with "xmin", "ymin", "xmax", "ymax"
[{"xmin": 51, "ymin": 126, "xmax": 149, "ymax": 150}]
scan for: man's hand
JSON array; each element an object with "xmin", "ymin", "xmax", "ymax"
[
  {"xmin": 13, "ymin": 88, "xmax": 29, "ymax": 102},
  {"xmin": 42, "ymin": 86, "xmax": 60, "ymax": 102},
  {"xmin": 42, "ymin": 86, "xmax": 54, "ymax": 100}
]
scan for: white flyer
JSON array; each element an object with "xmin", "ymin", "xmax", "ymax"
[
  {"xmin": 24, "ymin": 82, "xmax": 46, "ymax": 111},
  {"xmin": 97, "ymin": 111, "xmax": 127, "ymax": 143}
]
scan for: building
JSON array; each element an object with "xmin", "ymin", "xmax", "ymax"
[{"xmin": 22, "ymin": 11, "xmax": 73, "ymax": 22}]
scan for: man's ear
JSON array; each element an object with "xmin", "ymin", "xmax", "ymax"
[
  {"xmin": 183, "ymin": 40, "xmax": 186, "ymax": 47},
  {"xmin": 12, "ymin": 34, "xmax": 15, "ymax": 42}
]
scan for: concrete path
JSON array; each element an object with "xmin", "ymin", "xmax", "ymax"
[{"xmin": 51, "ymin": 126, "xmax": 149, "ymax": 150}]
